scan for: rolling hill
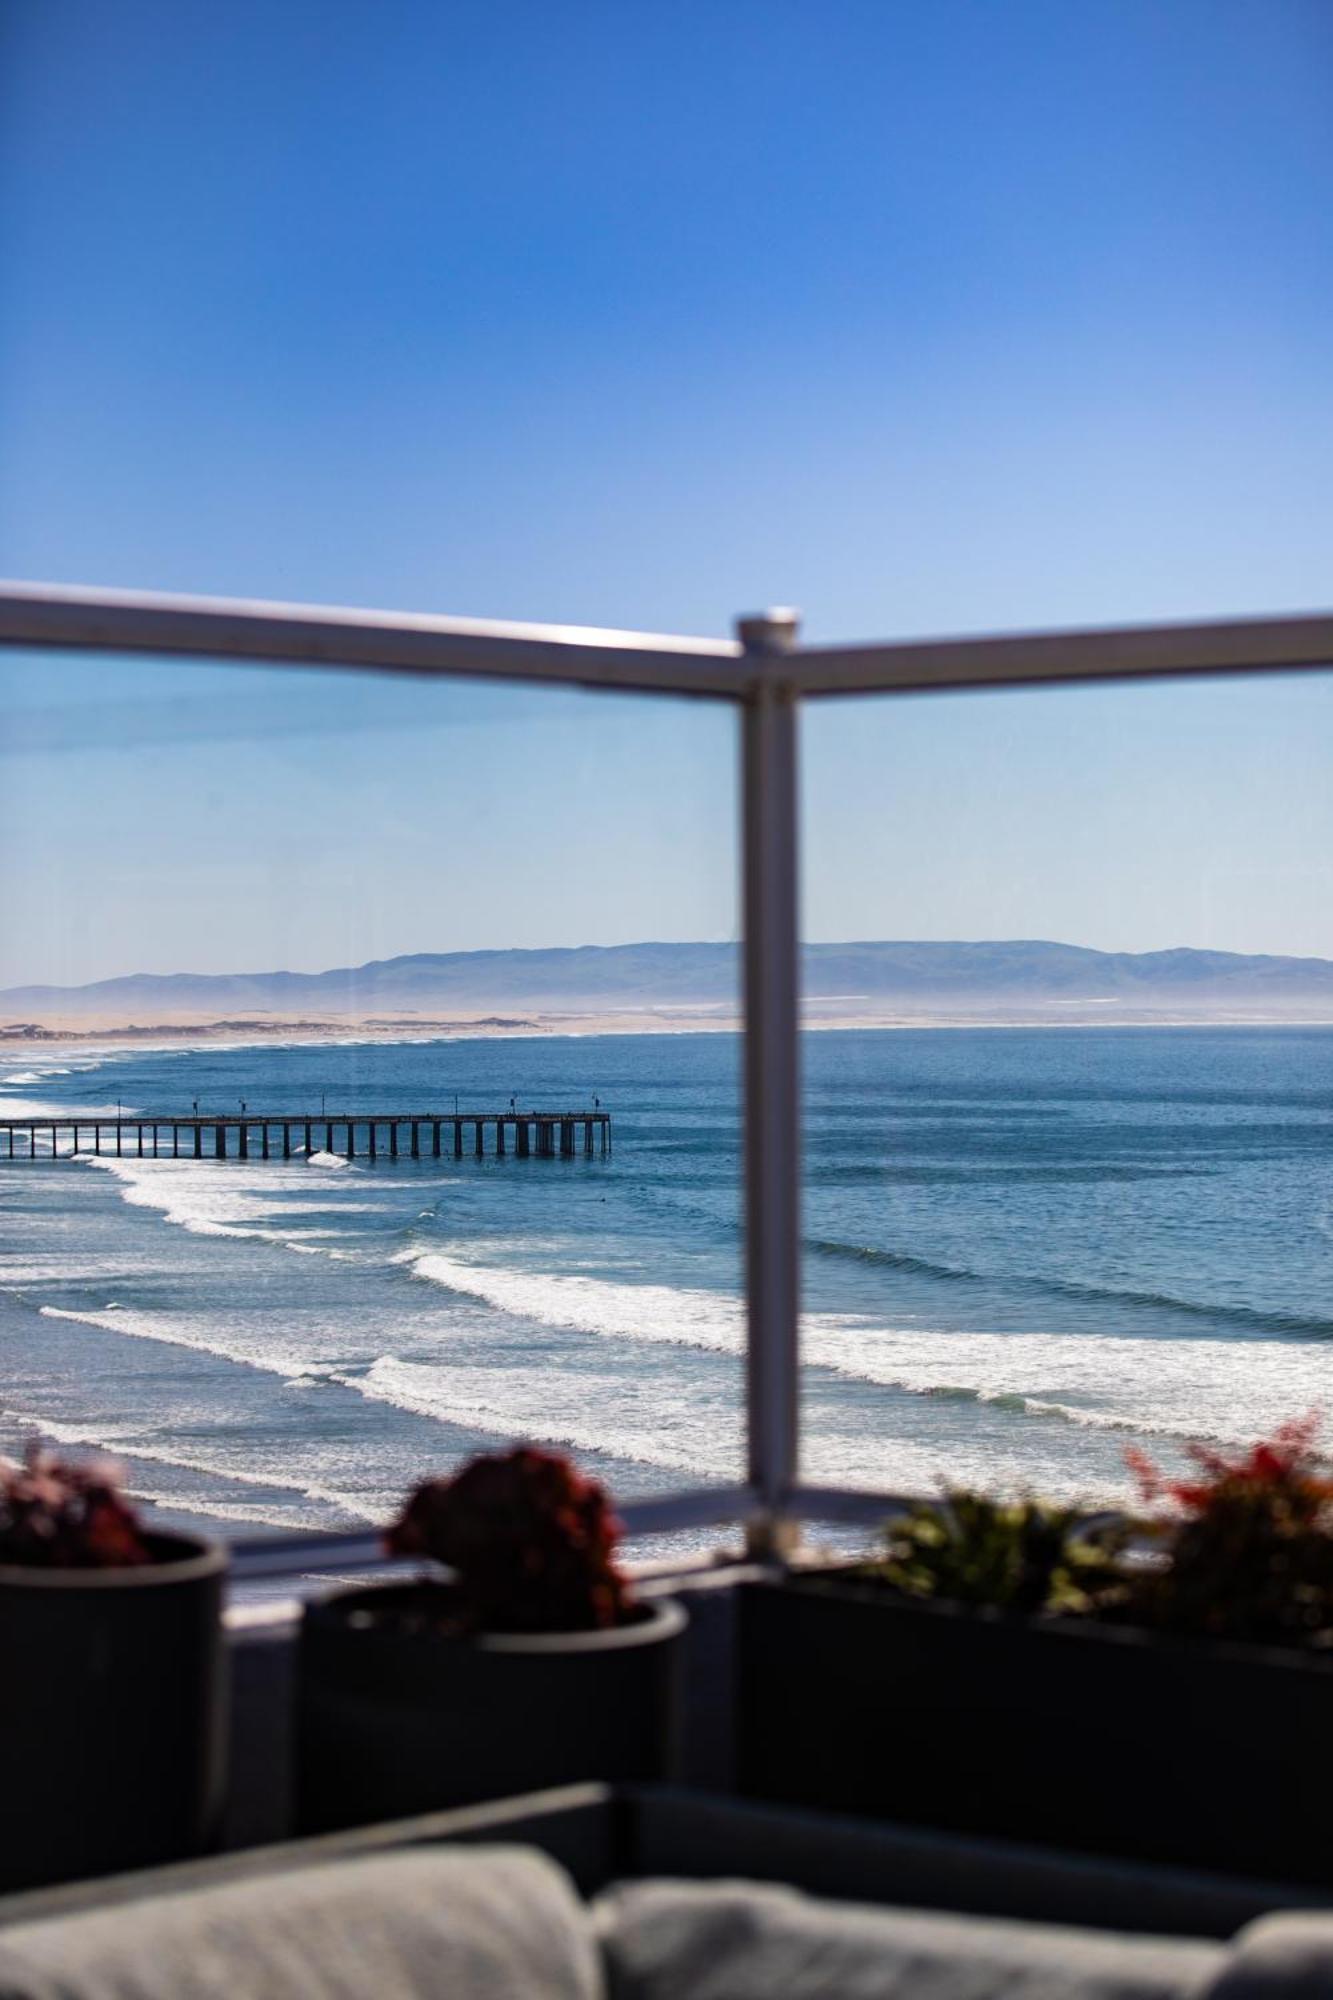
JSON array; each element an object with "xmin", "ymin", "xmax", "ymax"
[{"xmin": 4, "ymin": 939, "xmax": 1333, "ymax": 1028}]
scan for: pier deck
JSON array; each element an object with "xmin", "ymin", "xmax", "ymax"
[{"xmin": 0, "ymin": 1110, "xmax": 611, "ymax": 1162}]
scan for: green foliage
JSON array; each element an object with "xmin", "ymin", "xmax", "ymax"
[
  {"xmin": 860, "ymin": 1490, "xmax": 1126, "ymax": 1618},
  {"xmin": 851, "ymin": 1419, "xmax": 1333, "ymax": 1647}
]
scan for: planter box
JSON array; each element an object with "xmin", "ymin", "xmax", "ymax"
[
  {"xmin": 0, "ymin": 1532, "xmax": 228, "ymax": 1892},
  {"xmin": 297, "ymin": 1582, "xmax": 685, "ymax": 1833},
  {"xmin": 737, "ymin": 1576, "xmax": 1333, "ymax": 1886}
]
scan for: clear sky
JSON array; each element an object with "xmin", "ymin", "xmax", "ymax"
[{"xmin": 2, "ymin": 0, "xmax": 1331, "ymax": 984}]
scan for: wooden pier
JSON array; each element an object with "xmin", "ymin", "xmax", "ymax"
[{"xmin": 0, "ymin": 1111, "xmax": 611, "ymax": 1162}]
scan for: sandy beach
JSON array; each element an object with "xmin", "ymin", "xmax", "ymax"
[{"xmin": 5, "ymin": 1000, "xmax": 1333, "ymax": 1050}]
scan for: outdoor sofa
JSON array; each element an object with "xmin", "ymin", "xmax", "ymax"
[{"xmin": 0, "ymin": 1784, "xmax": 1330, "ymax": 1999}]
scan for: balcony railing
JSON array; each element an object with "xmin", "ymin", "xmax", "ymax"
[{"xmin": 2, "ymin": 577, "xmax": 1330, "ymax": 1580}]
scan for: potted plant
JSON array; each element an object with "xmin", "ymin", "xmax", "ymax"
[
  {"xmin": 297, "ymin": 1446, "xmax": 686, "ymax": 1833},
  {"xmin": 739, "ymin": 1419, "xmax": 1333, "ymax": 1885},
  {"xmin": 0, "ymin": 1448, "xmax": 228, "ymax": 1892}
]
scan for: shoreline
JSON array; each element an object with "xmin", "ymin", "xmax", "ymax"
[{"xmin": 5, "ymin": 1007, "xmax": 1333, "ymax": 1053}]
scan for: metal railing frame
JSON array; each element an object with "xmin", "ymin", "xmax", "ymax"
[{"xmin": 2, "ymin": 580, "xmax": 1330, "ymax": 1578}]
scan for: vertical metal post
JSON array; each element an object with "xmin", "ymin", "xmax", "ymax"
[{"xmin": 738, "ymin": 610, "xmax": 802, "ymax": 1556}]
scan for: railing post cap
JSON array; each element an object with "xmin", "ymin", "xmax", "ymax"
[{"xmin": 735, "ymin": 608, "xmax": 801, "ymax": 655}]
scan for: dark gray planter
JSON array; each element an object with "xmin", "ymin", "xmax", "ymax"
[
  {"xmin": 0, "ymin": 1531, "xmax": 228, "ymax": 1892},
  {"xmin": 297, "ymin": 1581, "xmax": 686, "ymax": 1833},
  {"xmin": 738, "ymin": 1576, "xmax": 1333, "ymax": 1886}
]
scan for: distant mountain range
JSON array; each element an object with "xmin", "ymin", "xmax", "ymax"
[{"xmin": 4, "ymin": 940, "xmax": 1333, "ymax": 1027}]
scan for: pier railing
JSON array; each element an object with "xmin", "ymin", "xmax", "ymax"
[
  {"xmin": 2, "ymin": 1110, "xmax": 610, "ymax": 1161},
  {"xmin": 2, "ymin": 578, "xmax": 1330, "ymax": 1576}
]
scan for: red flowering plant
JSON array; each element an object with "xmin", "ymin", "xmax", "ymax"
[
  {"xmin": 385, "ymin": 1446, "xmax": 634, "ymax": 1635},
  {"xmin": 0, "ymin": 1446, "xmax": 153, "ymax": 1569},
  {"xmin": 1121, "ymin": 1414, "xmax": 1333, "ymax": 1647}
]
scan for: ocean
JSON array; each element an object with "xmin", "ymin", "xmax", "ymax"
[{"xmin": 1, "ymin": 1026, "xmax": 1330, "ymax": 1545}]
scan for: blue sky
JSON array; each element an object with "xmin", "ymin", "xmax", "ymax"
[{"xmin": 2, "ymin": 0, "xmax": 1331, "ymax": 982}]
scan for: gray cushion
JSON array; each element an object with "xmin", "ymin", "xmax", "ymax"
[
  {"xmin": 596, "ymin": 1878, "xmax": 1223, "ymax": 2000},
  {"xmin": 1202, "ymin": 1914, "xmax": 1333, "ymax": 2000},
  {"xmin": 0, "ymin": 1942, "xmax": 60, "ymax": 2000},
  {"xmin": 0, "ymin": 1846, "xmax": 601, "ymax": 2000}
]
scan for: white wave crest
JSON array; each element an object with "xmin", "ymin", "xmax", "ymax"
[
  {"xmin": 338, "ymin": 1355, "xmax": 730, "ymax": 1478},
  {"xmin": 0, "ymin": 1095, "xmax": 127, "ymax": 1122},
  {"xmin": 400, "ymin": 1249, "xmax": 1333, "ymax": 1465},
  {"xmin": 0, "ymin": 1401, "xmax": 381, "ymax": 1526},
  {"xmin": 401, "ymin": 1251, "xmax": 745, "ymax": 1353},
  {"xmin": 38, "ymin": 1302, "xmax": 313, "ymax": 1380},
  {"xmin": 75, "ymin": 1154, "xmax": 372, "ymax": 1252}
]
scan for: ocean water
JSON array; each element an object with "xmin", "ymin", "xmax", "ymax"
[{"xmin": 0, "ymin": 1027, "xmax": 1330, "ymax": 1542}]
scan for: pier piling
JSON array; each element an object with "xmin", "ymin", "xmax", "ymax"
[{"xmin": 2, "ymin": 1108, "xmax": 611, "ymax": 1167}]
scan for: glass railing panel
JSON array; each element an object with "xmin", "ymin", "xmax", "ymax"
[
  {"xmin": 0, "ymin": 649, "xmax": 741, "ymax": 1548},
  {"xmin": 800, "ymin": 668, "xmax": 1333, "ymax": 1522}
]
